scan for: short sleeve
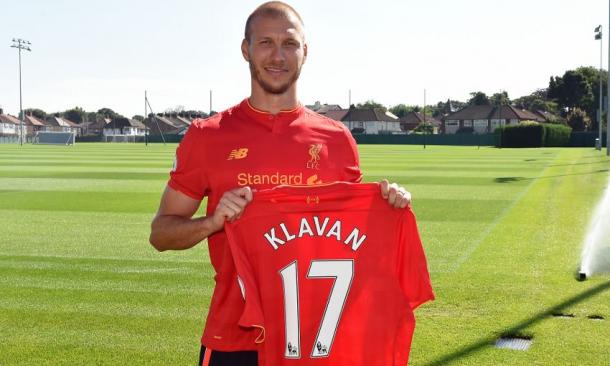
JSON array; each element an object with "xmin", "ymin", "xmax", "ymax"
[
  {"xmin": 342, "ymin": 128, "xmax": 363, "ymax": 183},
  {"xmin": 396, "ymin": 209, "xmax": 434, "ymax": 310},
  {"xmin": 167, "ymin": 125, "xmax": 208, "ymax": 200}
]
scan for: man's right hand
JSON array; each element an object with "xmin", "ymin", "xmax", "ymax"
[{"xmin": 210, "ymin": 187, "xmax": 254, "ymax": 232}]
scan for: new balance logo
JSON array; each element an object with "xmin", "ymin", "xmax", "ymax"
[{"xmin": 228, "ymin": 148, "xmax": 249, "ymax": 160}]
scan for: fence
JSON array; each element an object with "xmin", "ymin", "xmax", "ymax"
[
  {"xmin": 569, "ymin": 132, "xmax": 608, "ymax": 147},
  {"xmin": 353, "ymin": 133, "xmax": 497, "ymax": 146},
  {"xmin": 67, "ymin": 132, "xmax": 610, "ymax": 147}
]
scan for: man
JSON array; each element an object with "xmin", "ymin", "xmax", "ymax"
[{"xmin": 149, "ymin": 2, "xmax": 411, "ymax": 365}]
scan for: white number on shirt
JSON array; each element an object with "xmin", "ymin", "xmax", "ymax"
[{"xmin": 279, "ymin": 260, "xmax": 354, "ymax": 359}]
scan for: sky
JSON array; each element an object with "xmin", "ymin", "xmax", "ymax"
[{"xmin": 0, "ymin": 0, "xmax": 609, "ymax": 118}]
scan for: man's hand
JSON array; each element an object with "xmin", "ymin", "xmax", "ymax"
[
  {"xmin": 380, "ymin": 179, "xmax": 411, "ymax": 209},
  {"xmin": 210, "ymin": 186, "xmax": 254, "ymax": 231}
]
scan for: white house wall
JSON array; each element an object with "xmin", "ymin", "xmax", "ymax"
[{"xmin": 0, "ymin": 123, "xmax": 17, "ymax": 135}]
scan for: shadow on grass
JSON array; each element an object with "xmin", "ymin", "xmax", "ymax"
[
  {"xmin": 494, "ymin": 177, "xmax": 527, "ymax": 183},
  {"xmin": 549, "ymin": 160, "xmax": 610, "ymax": 168},
  {"xmin": 494, "ymin": 169, "xmax": 609, "ymax": 184},
  {"xmin": 422, "ymin": 281, "xmax": 610, "ymax": 366}
]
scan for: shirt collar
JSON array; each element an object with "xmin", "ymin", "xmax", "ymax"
[{"xmin": 239, "ymin": 98, "xmax": 304, "ymax": 128}]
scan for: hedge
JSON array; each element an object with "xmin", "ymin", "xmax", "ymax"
[
  {"xmin": 543, "ymin": 123, "xmax": 572, "ymax": 147},
  {"xmin": 496, "ymin": 122, "xmax": 572, "ymax": 147}
]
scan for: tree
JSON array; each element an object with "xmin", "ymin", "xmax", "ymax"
[
  {"xmin": 490, "ymin": 91, "xmax": 510, "ymax": 105},
  {"xmin": 97, "ymin": 108, "xmax": 121, "ymax": 119},
  {"xmin": 436, "ymin": 100, "xmax": 467, "ymax": 116},
  {"xmin": 86, "ymin": 112, "xmax": 98, "ymax": 122},
  {"xmin": 412, "ymin": 122, "xmax": 434, "ymax": 134},
  {"xmin": 547, "ymin": 67, "xmax": 606, "ymax": 124},
  {"xmin": 184, "ymin": 110, "xmax": 209, "ymax": 118},
  {"xmin": 62, "ymin": 106, "xmax": 86, "ymax": 123},
  {"xmin": 356, "ymin": 100, "xmax": 387, "ymax": 112},
  {"xmin": 389, "ymin": 104, "xmax": 419, "ymax": 118},
  {"xmin": 514, "ymin": 89, "xmax": 552, "ymax": 110},
  {"xmin": 132, "ymin": 115, "xmax": 145, "ymax": 121},
  {"xmin": 566, "ymin": 108, "xmax": 591, "ymax": 131},
  {"xmin": 24, "ymin": 108, "xmax": 47, "ymax": 119},
  {"xmin": 467, "ymin": 91, "xmax": 490, "ymax": 105}
]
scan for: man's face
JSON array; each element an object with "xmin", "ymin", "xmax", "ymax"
[{"xmin": 242, "ymin": 15, "xmax": 307, "ymax": 95}]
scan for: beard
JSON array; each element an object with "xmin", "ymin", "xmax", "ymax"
[{"xmin": 249, "ymin": 60, "xmax": 302, "ymax": 95}]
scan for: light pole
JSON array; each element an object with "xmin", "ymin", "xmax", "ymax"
[
  {"xmin": 10, "ymin": 38, "xmax": 31, "ymax": 146},
  {"xmin": 607, "ymin": 4, "xmax": 610, "ymax": 156},
  {"xmin": 595, "ymin": 26, "xmax": 603, "ymax": 151}
]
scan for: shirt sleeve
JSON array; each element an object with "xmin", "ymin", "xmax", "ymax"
[
  {"xmin": 342, "ymin": 128, "xmax": 363, "ymax": 183},
  {"xmin": 167, "ymin": 125, "xmax": 208, "ymax": 200},
  {"xmin": 396, "ymin": 209, "xmax": 435, "ymax": 310}
]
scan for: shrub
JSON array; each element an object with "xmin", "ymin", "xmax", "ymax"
[
  {"xmin": 497, "ymin": 122, "xmax": 544, "ymax": 147},
  {"xmin": 543, "ymin": 123, "xmax": 572, "ymax": 147},
  {"xmin": 496, "ymin": 122, "xmax": 572, "ymax": 147}
]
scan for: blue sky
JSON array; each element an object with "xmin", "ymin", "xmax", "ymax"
[{"xmin": 1, "ymin": 0, "xmax": 608, "ymax": 117}]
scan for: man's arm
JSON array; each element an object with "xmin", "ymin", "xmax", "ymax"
[{"xmin": 149, "ymin": 185, "xmax": 253, "ymax": 252}]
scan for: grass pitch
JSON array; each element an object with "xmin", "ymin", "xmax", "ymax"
[{"xmin": 0, "ymin": 143, "xmax": 609, "ymax": 365}]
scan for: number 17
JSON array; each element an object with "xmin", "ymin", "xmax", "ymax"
[{"xmin": 279, "ymin": 259, "xmax": 354, "ymax": 359}]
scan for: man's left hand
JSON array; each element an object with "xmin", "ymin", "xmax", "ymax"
[{"xmin": 380, "ymin": 179, "xmax": 412, "ymax": 209}]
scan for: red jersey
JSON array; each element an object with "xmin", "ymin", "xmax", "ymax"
[
  {"xmin": 167, "ymin": 99, "xmax": 362, "ymax": 351},
  {"xmin": 224, "ymin": 182, "xmax": 434, "ymax": 365}
]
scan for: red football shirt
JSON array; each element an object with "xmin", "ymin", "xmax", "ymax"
[
  {"xmin": 167, "ymin": 99, "xmax": 362, "ymax": 351},
  {"xmin": 224, "ymin": 182, "xmax": 434, "ymax": 365}
]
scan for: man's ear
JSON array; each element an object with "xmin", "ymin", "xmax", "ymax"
[
  {"xmin": 303, "ymin": 43, "xmax": 308, "ymax": 63},
  {"xmin": 241, "ymin": 39, "xmax": 250, "ymax": 62}
]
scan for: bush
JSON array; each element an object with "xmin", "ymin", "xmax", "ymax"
[
  {"xmin": 496, "ymin": 121, "xmax": 572, "ymax": 147},
  {"xmin": 497, "ymin": 122, "xmax": 545, "ymax": 147},
  {"xmin": 544, "ymin": 123, "xmax": 572, "ymax": 147}
]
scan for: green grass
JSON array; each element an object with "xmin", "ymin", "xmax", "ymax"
[{"xmin": 0, "ymin": 143, "xmax": 609, "ymax": 365}]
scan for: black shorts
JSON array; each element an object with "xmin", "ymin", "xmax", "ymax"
[{"xmin": 199, "ymin": 345, "xmax": 258, "ymax": 366}]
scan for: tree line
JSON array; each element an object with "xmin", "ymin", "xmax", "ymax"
[
  {"xmin": 358, "ymin": 66, "xmax": 607, "ymax": 132},
  {"xmin": 22, "ymin": 105, "xmax": 210, "ymax": 124}
]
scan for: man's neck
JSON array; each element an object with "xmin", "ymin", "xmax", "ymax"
[{"xmin": 248, "ymin": 85, "xmax": 299, "ymax": 115}]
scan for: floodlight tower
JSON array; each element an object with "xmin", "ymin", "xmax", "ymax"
[
  {"xmin": 607, "ymin": 4, "xmax": 610, "ymax": 156},
  {"xmin": 10, "ymin": 38, "xmax": 32, "ymax": 146},
  {"xmin": 595, "ymin": 26, "xmax": 603, "ymax": 151}
]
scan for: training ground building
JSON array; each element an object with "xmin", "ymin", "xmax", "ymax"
[{"xmin": 442, "ymin": 105, "xmax": 558, "ymax": 134}]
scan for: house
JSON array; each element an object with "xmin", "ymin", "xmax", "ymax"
[
  {"xmin": 46, "ymin": 116, "xmax": 82, "ymax": 136},
  {"xmin": 399, "ymin": 112, "xmax": 442, "ymax": 134},
  {"xmin": 324, "ymin": 107, "xmax": 402, "ymax": 134},
  {"xmin": 24, "ymin": 114, "xmax": 47, "ymax": 136},
  {"xmin": 86, "ymin": 116, "xmax": 113, "ymax": 136},
  {"xmin": 443, "ymin": 105, "xmax": 545, "ymax": 134},
  {"xmin": 0, "ymin": 108, "xmax": 19, "ymax": 136},
  {"xmin": 307, "ymin": 101, "xmax": 343, "ymax": 114},
  {"xmin": 103, "ymin": 117, "xmax": 147, "ymax": 136},
  {"xmin": 145, "ymin": 114, "xmax": 191, "ymax": 135},
  {"xmin": 533, "ymin": 110, "xmax": 565, "ymax": 124}
]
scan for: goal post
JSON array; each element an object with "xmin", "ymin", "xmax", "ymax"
[{"xmin": 34, "ymin": 132, "xmax": 76, "ymax": 145}]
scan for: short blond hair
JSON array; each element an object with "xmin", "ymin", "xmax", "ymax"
[{"xmin": 244, "ymin": 1, "xmax": 305, "ymax": 42}]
